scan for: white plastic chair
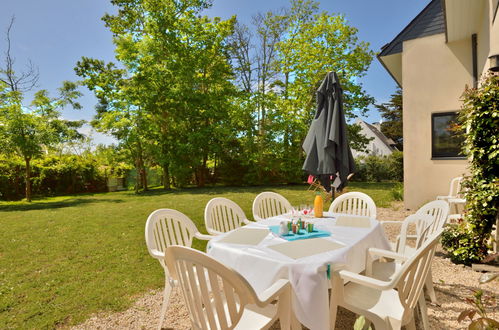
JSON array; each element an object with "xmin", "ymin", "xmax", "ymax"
[
  {"xmin": 415, "ymin": 200, "xmax": 449, "ymax": 240},
  {"xmin": 328, "ymin": 191, "xmax": 377, "ymax": 218},
  {"xmin": 329, "ymin": 230, "xmax": 442, "ymax": 330},
  {"xmin": 252, "ymin": 192, "xmax": 292, "ymax": 222},
  {"xmin": 436, "ymin": 176, "xmax": 463, "ymax": 201},
  {"xmin": 145, "ymin": 209, "xmax": 214, "ymax": 330},
  {"xmin": 379, "ymin": 200, "xmax": 449, "ymax": 305},
  {"xmin": 165, "ymin": 245, "xmax": 291, "ymax": 330},
  {"xmin": 204, "ymin": 197, "xmax": 252, "ymax": 235}
]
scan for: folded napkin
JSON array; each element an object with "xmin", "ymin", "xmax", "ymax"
[
  {"xmin": 218, "ymin": 228, "xmax": 269, "ymax": 245},
  {"xmin": 268, "ymin": 238, "xmax": 344, "ymax": 259},
  {"xmin": 335, "ymin": 215, "xmax": 371, "ymax": 228}
]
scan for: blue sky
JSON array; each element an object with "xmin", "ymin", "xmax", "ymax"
[{"xmin": 0, "ymin": 0, "xmax": 429, "ymax": 145}]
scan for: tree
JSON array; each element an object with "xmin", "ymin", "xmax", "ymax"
[
  {"xmin": 76, "ymin": 0, "xmax": 238, "ymax": 189},
  {"xmin": 0, "ymin": 18, "xmax": 83, "ymax": 201},
  {"xmin": 0, "ymin": 82, "xmax": 84, "ymax": 201},
  {"xmin": 375, "ymin": 88, "xmax": 403, "ymax": 150},
  {"xmin": 74, "ymin": 58, "xmax": 151, "ymax": 192},
  {"xmin": 225, "ymin": 0, "xmax": 375, "ymax": 183},
  {"xmin": 275, "ymin": 0, "xmax": 375, "ymax": 179}
]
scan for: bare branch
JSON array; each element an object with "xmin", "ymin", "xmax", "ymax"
[{"xmin": 1, "ymin": 15, "xmax": 39, "ymax": 92}]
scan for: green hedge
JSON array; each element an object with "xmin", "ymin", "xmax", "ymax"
[{"xmin": 0, "ymin": 155, "xmax": 107, "ymax": 200}]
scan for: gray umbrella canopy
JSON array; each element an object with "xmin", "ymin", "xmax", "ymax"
[{"xmin": 302, "ymin": 72, "xmax": 355, "ymax": 191}]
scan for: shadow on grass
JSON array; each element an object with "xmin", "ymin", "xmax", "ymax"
[
  {"xmin": 131, "ymin": 184, "xmax": 310, "ymax": 197},
  {"xmin": 0, "ymin": 197, "xmax": 125, "ymax": 212}
]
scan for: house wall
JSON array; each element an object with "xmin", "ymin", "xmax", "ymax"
[
  {"xmin": 351, "ymin": 122, "xmax": 393, "ymax": 158},
  {"xmin": 401, "ymin": 33, "xmax": 469, "ymax": 209},
  {"xmin": 489, "ymin": 0, "xmax": 499, "ymax": 72},
  {"xmin": 478, "ymin": 1, "xmax": 491, "ymax": 77}
]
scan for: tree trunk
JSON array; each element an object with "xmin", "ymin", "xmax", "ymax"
[
  {"xmin": 135, "ymin": 141, "xmax": 148, "ymax": 192},
  {"xmin": 141, "ymin": 165, "xmax": 148, "ymax": 191},
  {"xmin": 162, "ymin": 163, "xmax": 170, "ymax": 190},
  {"xmin": 24, "ymin": 157, "xmax": 32, "ymax": 202},
  {"xmin": 134, "ymin": 157, "xmax": 141, "ymax": 194},
  {"xmin": 197, "ymin": 156, "xmax": 208, "ymax": 188}
]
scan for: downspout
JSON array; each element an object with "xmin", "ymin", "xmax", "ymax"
[{"xmin": 472, "ymin": 34, "xmax": 478, "ymax": 88}]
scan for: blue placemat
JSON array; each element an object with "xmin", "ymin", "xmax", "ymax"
[{"xmin": 269, "ymin": 225, "xmax": 331, "ymax": 241}]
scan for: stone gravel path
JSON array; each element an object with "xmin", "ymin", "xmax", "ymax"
[{"xmin": 73, "ymin": 203, "xmax": 498, "ymax": 330}]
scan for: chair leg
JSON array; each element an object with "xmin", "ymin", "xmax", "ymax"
[
  {"xmin": 329, "ymin": 276, "xmax": 343, "ymax": 330},
  {"xmin": 418, "ymin": 292, "xmax": 430, "ymax": 330},
  {"xmin": 373, "ymin": 318, "xmax": 392, "ymax": 330},
  {"xmin": 405, "ymin": 317, "xmax": 416, "ymax": 330},
  {"xmin": 158, "ymin": 280, "xmax": 173, "ymax": 330},
  {"xmin": 425, "ymin": 269, "xmax": 437, "ymax": 304},
  {"xmin": 278, "ymin": 288, "xmax": 291, "ymax": 330},
  {"xmin": 329, "ymin": 302, "xmax": 338, "ymax": 330},
  {"xmin": 291, "ymin": 313, "xmax": 301, "ymax": 330}
]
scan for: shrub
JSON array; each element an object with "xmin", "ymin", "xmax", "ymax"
[
  {"xmin": 442, "ymin": 74, "xmax": 499, "ymax": 264},
  {"xmin": 388, "ymin": 151, "xmax": 403, "ymax": 182},
  {"xmin": 353, "ymin": 152, "xmax": 403, "ymax": 182},
  {"xmin": 0, "ymin": 154, "xmax": 107, "ymax": 200},
  {"xmin": 441, "ymin": 223, "xmax": 488, "ymax": 265},
  {"xmin": 391, "ymin": 183, "xmax": 404, "ymax": 201}
]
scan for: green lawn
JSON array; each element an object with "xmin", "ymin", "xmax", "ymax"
[{"xmin": 0, "ymin": 182, "xmax": 397, "ymax": 328}]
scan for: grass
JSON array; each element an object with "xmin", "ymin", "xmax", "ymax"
[{"xmin": 0, "ymin": 182, "xmax": 397, "ymax": 328}]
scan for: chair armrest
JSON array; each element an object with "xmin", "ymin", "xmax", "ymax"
[
  {"xmin": 256, "ymin": 279, "xmax": 290, "ymax": 306},
  {"xmin": 336, "ymin": 270, "xmax": 393, "ymax": 291},
  {"xmin": 194, "ymin": 232, "xmax": 215, "ymax": 240},
  {"xmin": 368, "ymin": 248, "xmax": 408, "ymax": 261},
  {"xmin": 366, "ymin": 248, "xmax": 408, "ymax": 276},
  {"xmin": 379, "ymin": 220, "xmax": 403, "ymax": 225},
  {"xmin": 150, "ymin": 249, "xmax": 164, "ymax": 259}
]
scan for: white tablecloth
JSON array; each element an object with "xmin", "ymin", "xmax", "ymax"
[{"xmin": 207, "ymin": 212, "xmax": 391, "ymax": 330}]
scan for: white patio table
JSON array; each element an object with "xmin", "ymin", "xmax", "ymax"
[{"xmin": 206, "ymin": 212, "xmax": 391, "ymax": 330}]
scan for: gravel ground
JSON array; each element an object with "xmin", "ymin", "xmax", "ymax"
[{"xmin": 73, "ymin": 203, "xmax": 498, "ymax": 330}]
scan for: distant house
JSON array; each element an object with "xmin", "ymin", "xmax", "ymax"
[
  {"xmin": 378, "ymin": 0, "xmax": 499, "ymax": 209},
  {"xmin": 351, "ymin": 119, "xmax": 397, "ymax": 158}
]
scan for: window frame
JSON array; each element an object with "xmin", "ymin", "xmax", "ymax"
[{"xmin": 431, "ymin": 111, "xmax": 466, "ymax": 160}]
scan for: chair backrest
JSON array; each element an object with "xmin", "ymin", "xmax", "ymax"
[
  {"xmin": 252, "ymin": 192, "xmax": 292, "ymax": 221},
  {"xmin": 328, "ymin": 192, "xmax": 377, "ymax": 218},
  {"xmin": 415, "ymin": 200, "xmax": 449, "ymax": 236},
  {"xmin": 395, "ymin": 213, "xmax": 434, "ymax": 255},
  {"xmin": 448, "ymin": 176, "xmax": 463, "ymax": 197},
  {"xmin": 165, "ymin": 245, "xmax": 260, "ymax": 329},
  {"xmin": 205, "ymin": 197, "xmax": 248, "ymax": 235},
  {"xmin": 145, "ymin": 209, "xmax": 199, "ymax": 267},
  {"xmin": 392, "ymin": 230, "xmax": 442, "ymax": 324}
]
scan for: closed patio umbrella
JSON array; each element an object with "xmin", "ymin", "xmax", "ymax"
[{"xmin": 302, "ymin": 71, "xmax": 355, "ymax": 193}]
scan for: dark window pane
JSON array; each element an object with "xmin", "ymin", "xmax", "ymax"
[{"xmin": 431, "ymin": 112, "xmax": 464, "ymax": 158}]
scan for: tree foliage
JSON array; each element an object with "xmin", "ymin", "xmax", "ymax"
[
  {"xmin": 375, "ymin": 88, "xmax": 403, "ymax": 150},
  {"xmin": 0, "ymin": 81, "xmax": 84, "ymax": 201}
]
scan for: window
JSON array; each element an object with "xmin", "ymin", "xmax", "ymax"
[{"xmin": 431, "ymin": 112, "xmax": 465, "ymax": 159}]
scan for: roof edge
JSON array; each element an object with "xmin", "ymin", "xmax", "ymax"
[
  {"xmin": 379, "ymin": 0, "xmax": 443, "ymax": 57},
  {"xmin": 377, "ymin": 53, "xmax": 402, "ymax": 88}
]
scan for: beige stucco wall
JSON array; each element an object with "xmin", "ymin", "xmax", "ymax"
[
  {"xmin": 478, "ymin": 1, "xmax": 491, "ymax": 77},
  {"xmin": 401, "ymin": 33, "xmax": 469, "ymax": 209},
  {"xmin": 489, "ymin": 0, "xmax": 499, "ymax": 72}
]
